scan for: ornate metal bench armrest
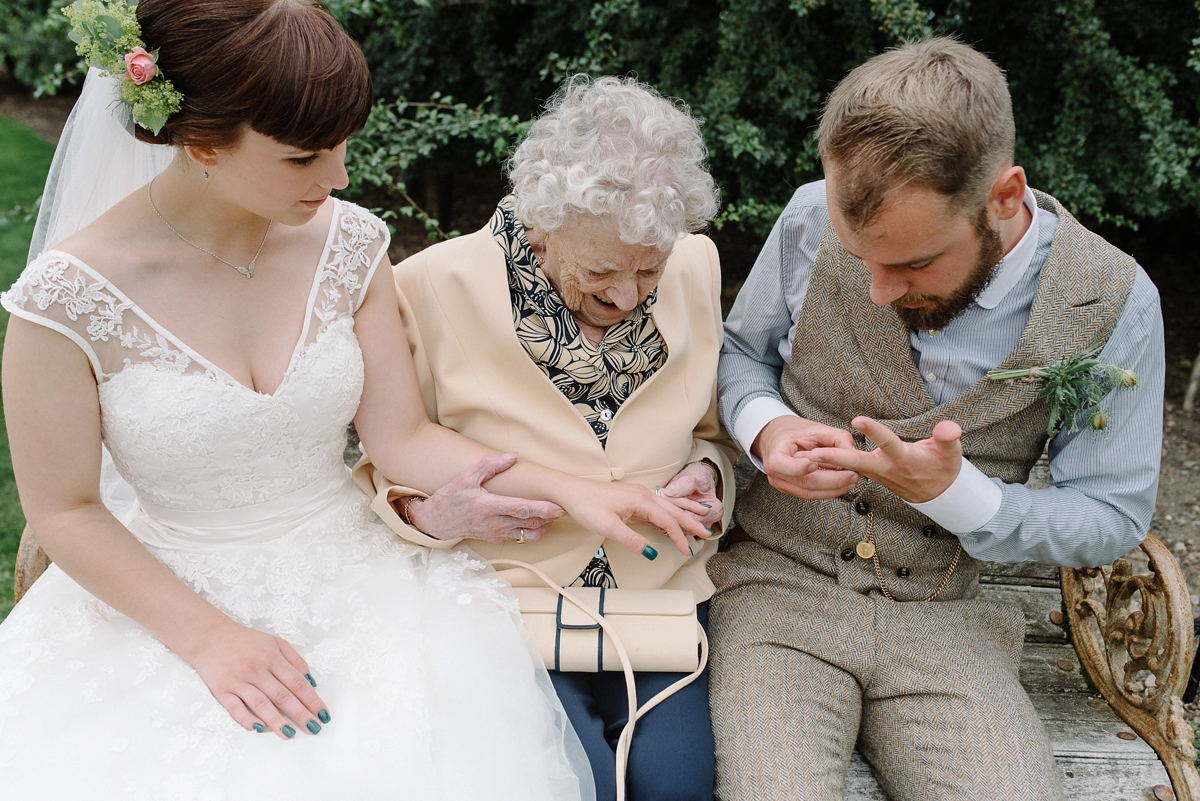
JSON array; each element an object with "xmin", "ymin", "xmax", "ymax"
[{"xmin": 1061, "ymin": 534, "xmax": 1200, "ymax": 800}]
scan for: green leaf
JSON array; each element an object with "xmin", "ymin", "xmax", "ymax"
[
  {"xmin": 97, "ymin": 15, "xmax": 124, "ymax": 42},
  {"xmin": 68, "ymin": 29, "xmax": 83, "ymax": 44},
  {"xmin": 137, "ymin": 108, "xmax": 168, "ymax": 136}
]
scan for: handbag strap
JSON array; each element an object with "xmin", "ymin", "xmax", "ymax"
[{"xmin": 489, "ymin": 558, "xmax": 709, "ymax": 801}]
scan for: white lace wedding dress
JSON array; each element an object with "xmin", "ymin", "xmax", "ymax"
[{"xmin": 0, "ymin": 200, "xmax": 593, "ymax": 800}]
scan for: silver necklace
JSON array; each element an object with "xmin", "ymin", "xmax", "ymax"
[{"xmin": 147, "ymin": 178, "xmax": 272, "ymax": 279}]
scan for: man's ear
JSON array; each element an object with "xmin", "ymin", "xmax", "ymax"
[{"xmin": 989, "ymin": 166, "xmax": 1027, "ymax": 222}]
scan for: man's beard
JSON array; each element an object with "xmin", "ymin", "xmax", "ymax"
[{"xmin": 892, "ymin": 212, "xmax": 1005, "ymax": 331}]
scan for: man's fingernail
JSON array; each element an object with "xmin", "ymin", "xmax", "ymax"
[
  {"xmin": 252, "ymin": 722, "xmax": 266, "ymax": 733},
  {"xmin": 642, "ymin": 546, "xmax": 658, "ymax": 561},
  {"xmin": 305, "ymin": 673, "xmax": 317, "ymax": 688},
  {"xmin": 700, "ymin": 503, "xmax": 712, "ymax": 509},
  {"xmin": 307, "ymin": 720, "xmax": 322, "ymax": 735},
  {"xmin": 282, "ymin": 725, "xmax": 296, "ymax": 739},
  {"xmin": 318, "ymin": 709, "xmax": 331, "ymax": 724}
]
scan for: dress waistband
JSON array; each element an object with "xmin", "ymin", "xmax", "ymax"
[{"xmin": 126, "ymin": 463, "xmax": 356, "ymax": 552}]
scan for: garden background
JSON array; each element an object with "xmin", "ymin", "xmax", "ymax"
[{"xmin": 0, "ymin": 0, "xmax": 1198, "ymax": 620}]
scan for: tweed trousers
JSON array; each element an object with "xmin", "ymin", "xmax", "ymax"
[{"xmin": 707, "ymin": 542, "xmax": 1066, "ymax": 801}]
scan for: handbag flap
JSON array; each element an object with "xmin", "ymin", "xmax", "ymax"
[{"xmin": 512, "ymin": 587, "xmax": 695, "ymax": 621}]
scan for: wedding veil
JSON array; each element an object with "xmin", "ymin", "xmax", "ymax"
[{"xmin": 28, "ymin": 67, "xmax": 174, "ymax": 263}]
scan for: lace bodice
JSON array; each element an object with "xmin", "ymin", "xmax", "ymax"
[{"xmin": 2, "ymin": 200, "xmax": 389, "ymax": 511}]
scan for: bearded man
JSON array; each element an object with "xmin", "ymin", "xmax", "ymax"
[{"xmin": 708, "ymin": 38, "xmax": 1164, "ymax": 800}]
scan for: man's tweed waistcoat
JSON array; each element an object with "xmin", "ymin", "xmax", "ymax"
[{"xmin": 731, "ymin": 190, "xmax": 1137, "ymax": 602}]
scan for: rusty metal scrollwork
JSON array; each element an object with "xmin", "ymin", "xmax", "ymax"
[{"xmin": 1062, "ymin": 534, "xmax": 1200, "ymax": 800}]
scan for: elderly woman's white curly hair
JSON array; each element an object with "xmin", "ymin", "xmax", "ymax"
[{"xmin": 508, "ymin": 75, "xmax": 720, "ymax": 251}]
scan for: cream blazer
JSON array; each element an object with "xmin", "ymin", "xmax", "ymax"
[{"xmin": 353, "ymin": 222, "xmax": 736, "ymax": 600}]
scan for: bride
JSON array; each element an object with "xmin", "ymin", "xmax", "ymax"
[{"xmin": 0, "ymin": 0, "xmax": 706, "ymax": 797}]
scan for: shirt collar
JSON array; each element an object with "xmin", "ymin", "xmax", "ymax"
[{"xmin": 973, "ymin": 187, "xmax": 1041, "ymax": 310}]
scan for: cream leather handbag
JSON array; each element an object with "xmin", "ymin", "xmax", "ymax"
[{"xmin": 489, "ymin": 559, "xmax": 709, "ymax": 801}]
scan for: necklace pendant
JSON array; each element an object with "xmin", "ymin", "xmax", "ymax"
[
  {"xmin": 236, "ymin": 263, "xmax": 254, "ymax": 279},
  {"xmin": 855, "ymin": 540, "xmax": 877, "ymax": 559}
]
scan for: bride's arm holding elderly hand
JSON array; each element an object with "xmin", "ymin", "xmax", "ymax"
[
  {"xmin": 2, "ymin": 316, "xmax": 330, "ymax": 740},
  {"xmin": 351, "ymin": 252, "xmax": 710, "ymax": 559}
]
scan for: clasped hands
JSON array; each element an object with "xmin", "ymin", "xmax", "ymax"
[
  {"xmin": 754, "ymin": 414, "xmax": 965, "ymax": 504},
  {"xmin": 405, "ymin": 454, "xmax": 722, "ymax": 557}
]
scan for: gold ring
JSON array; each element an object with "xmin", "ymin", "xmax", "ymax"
[{"xmin": 517, "ymin": 529, "xmax": 526, "ymax": 544}]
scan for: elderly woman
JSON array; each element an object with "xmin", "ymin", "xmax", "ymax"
[{"xmin": 356, "ymin": 76, "xmax": 733, "ymax": 801}]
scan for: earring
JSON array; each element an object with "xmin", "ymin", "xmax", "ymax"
[{"xmin": 203, "ymin": 166, "xmax": 209, "ymax": 181}]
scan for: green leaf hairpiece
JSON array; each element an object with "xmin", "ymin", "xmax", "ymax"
[
  {"xmin": 64, "ymin": 0, "xmax": 183, "ymax": 135},
  {"xmin": 987, "ymin": 347, "xmax": 1138, "ymax": 436}
]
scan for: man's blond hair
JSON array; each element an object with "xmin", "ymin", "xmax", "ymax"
[{"xmin": 818, "ymin": 38, "xmax": 1015, "ymax": 231}]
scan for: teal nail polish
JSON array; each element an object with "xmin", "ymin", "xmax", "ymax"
[
  {"xmin": 252, "ymin": 723, "xmax": 265, "ymax": 733},
  {"xmin": 688, "ymin": 544, "xmax": 694, "ymax": 556},
  {"xmin": 282, "ymin": 725, "xmax": 296, "ymax": 739},
  {"xmin": 318, "ymin": 709, "xmax": 331, "ymax": 724},
  {"xmin": 705, "ymin": 527, "xmax": 714, "ymax": 534},
  {"xmin": 306, "ymin": 720, "xmax": 322, "ymax": 735},
  {"xmin": 642, "ymin": 545, "xmax": 658, "ymax": 561},
  {"xmin": 700, "ymin": 503, "xmax": 712, "ymax": 509},
  {"xmin": 305, "ymin": 673, "xmax": 317, "ymax": 688}
]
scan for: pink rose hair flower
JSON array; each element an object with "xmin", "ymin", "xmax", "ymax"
[{"xmin": 124, "ymin": 46, "xmax": 157, "ymax": 85}]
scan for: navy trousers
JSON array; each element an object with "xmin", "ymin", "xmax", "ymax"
[{"xmin": 549, "ymin": 602, "xmax": 714, "ymax": 801}]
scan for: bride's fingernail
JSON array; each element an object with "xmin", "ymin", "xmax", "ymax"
[
  {"xmin": 688, "ymin": 544, "xmax": 694, "ymax": 556},
  {"xmin": 282, "ymin": 725, "xmax": 296, "ymax": 739},
  {"xmin": 705, "ymin": 527, "xmax": 714, "ymax": 534},
  {"xmin": 318, "ymin": 709, "xmax": 331, "ymax": 724},
  {"xmin": 306, "ymin": 720, "xmax": 322, "ymax": 735},
  {"xmin": 305, "ymin": 673, "xmax": 317, "ymax": 687},
  {"xmin": 700, "ymin": 503, "xmax": 712, "ymax": 509},
  {"xmin": 252, "ymin": 723, "xmax": 265, "ymax": 733},
  {"xmin": 642, "ymin": 546, "xmax": 658, "ymax": 561}
]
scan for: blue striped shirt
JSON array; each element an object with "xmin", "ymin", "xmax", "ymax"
[{"xmin": 719, "ymin": 181, "xmax": 1164, "ymax": 567}]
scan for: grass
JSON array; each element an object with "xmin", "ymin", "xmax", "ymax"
[{"xmin": 0, "ymin": 115, "xmax": 56, "ymax": 620}]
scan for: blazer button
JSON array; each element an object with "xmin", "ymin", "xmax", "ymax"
[
  {"xmin": 922, "ymin": 525, "xmax": 938, "ymax": 537},
  {"xmin": 840, "ymin": 548, "xmax": 855, "ymax": 561},
  {"xmin": 896, "ymin": 567, "xmax": 911, "ymax": 578},
  {"xmin": 610, "ymin": 468, "xmax": 625, "ymax": 481},
  {"xmin": 854, "ymin": 500, "xmax": 871, "ymax": 516}
]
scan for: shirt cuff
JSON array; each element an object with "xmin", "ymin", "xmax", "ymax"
[
  {"xmin": 906, "ymin": 457, "xmax": 1003, "ymax": 534},
  {"xmin": 733, "ymin": 396, "xmax": 799, "ymax": 470}
]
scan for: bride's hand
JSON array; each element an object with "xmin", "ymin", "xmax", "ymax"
[
  {"xmin": 559, "ymin": 478, "xmax": 711, "ymax": 559},
  {"xmin": 187, "ymin": 622, "xmax": 330, "ymax": 740}
]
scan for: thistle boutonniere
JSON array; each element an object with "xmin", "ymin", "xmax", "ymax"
[
  {"xmin": 987, "ymin": 347, "xmax": 1138, "ymax": 436},
  {"xmin": 63, "ymin": 0, "xmax": 183, "ymax": 135}
]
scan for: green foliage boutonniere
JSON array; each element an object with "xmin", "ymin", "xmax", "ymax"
[
  {"xmin": 63, "ymin": 0, "xmax": 183, "ymax": 135},
  {"xmin": 987, "ymin": 347, "xmax": 1138, "ymax": 436}
]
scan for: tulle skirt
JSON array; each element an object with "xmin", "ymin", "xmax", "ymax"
[{"xmin": 0, "ymin": 482, "xmax": 593, "ymax": 800}]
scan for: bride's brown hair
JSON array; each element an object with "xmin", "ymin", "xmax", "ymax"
[{"xmin": 134, "ymin": 0, "xmax": 372, "ymax": 151}]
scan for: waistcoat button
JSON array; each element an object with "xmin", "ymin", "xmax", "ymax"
[
  {"xmin": 610, "ymin": 468, "xmax": 625, "ymax": 481},
  {"xmin": 854, "ymin": 500, "xmax": 870, "ymax": 515},
  {"xmin": 896, "ymin": 567, "xmax": 911, "ymax": 578},
  {"xmin": 840, "ymin": 548, "xmax": 855, "ymax": 561},
  {"xmin": 922, "ymin": 524, "xmax": 937, "ymax": 537}
]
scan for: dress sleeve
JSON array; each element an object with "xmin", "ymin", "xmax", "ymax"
[
  {"xmin": 328, "ymin": 201, "xmax": 391, "ymax": 316},
  {"xmin": 1, "ymin": 254, "xmax": 114, "ymax": 378}
]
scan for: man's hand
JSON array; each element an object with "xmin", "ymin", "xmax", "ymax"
[
  {"xmin": 753, "ymin": 415, "xmax": 861, "ymax": 500},
  {"xmin": 406, "ymin": 454, "xmax": 564, "ymax": 543},
  {"xmin": 806, "ymin": 417, "xmax": 963, "ymax": 503},
  {"xmin": 662, "ymin": 461, "xmax": 723, "ymax": 528}
]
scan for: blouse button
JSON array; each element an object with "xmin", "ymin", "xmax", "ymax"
[
  {"xmin": 610, "ymin": 467, "xmax": 626, "ymax": 481},
  {"xmin": 598, "ymin": 409, "xmax": 614, "ymax": 422}
]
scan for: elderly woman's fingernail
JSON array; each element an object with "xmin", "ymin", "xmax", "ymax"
[
  {"xmin": 305, "ymin": 673, "xmax": 317, "ymax": 688},
  {"xmin": 282, "ymin": 725, "xmax": 296, "ymax": 739},
  {"xmin": 642, "ymin": 546, "xmax": 658, "ymax": 561},
  {"xmin": 318, "ymin": 709, "xmax": 331, "ymax": 724},
  {"xmin": 252, "ymin": 722, "xmax": 266, "ymax": 733}
]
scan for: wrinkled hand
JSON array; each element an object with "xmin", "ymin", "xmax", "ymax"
[
  {"xmin": 189, "ymin": 622, "xmax": 329, "ymax": 740},
  {"xmin": 407, "ymin": 454, "xmax": 564, "ymax": 543},
  {"xmin": 754, "ymin": 415, "xmax": 861, "ymax": 500},
  {"xmin": 662, "ymin": 461, "xmax": 723, "ymax": 528},
  {"xmin": 806, "ymin": 417, "xmax": 963, "ymax": 503},
  {"xmin": 561, "ymin": 479, "xmax": 712, "ymax": 559}
]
